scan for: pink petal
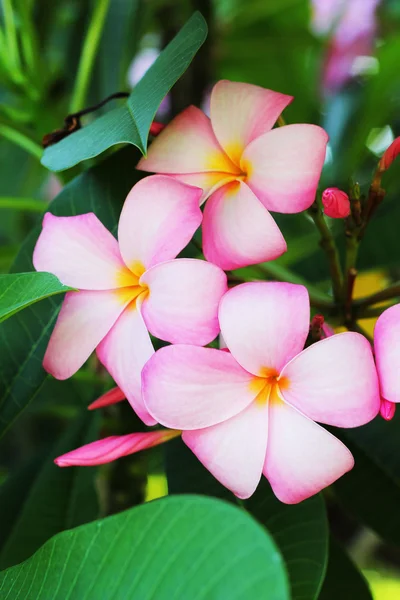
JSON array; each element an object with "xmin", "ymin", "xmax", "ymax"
[
  {"xmin": 137, "ymin": 106, "xmax": 239, "ymax": 174},
  {"xmin": 380, "ymin": 398, "xmax": 396, "ymax": 421},
  {"xmin": 55, "ymin": 429, "xmax": 181, "ymax": 467},
  {"xmin": 210, "ymin": 80, "xmax": 293, "ymax": 165},
  {"xmin": 169, "ymin": 172, "xmax": 235, "ymax": 205},
  {"xmin": 219, "ymin": 282, "xmax": 309, "ymax": 376},
  {"xmin": 88, "ymin": 387, "xmax": 125, "ymax": 410},
  {"xmin": 96, "ymin": 303, "xmax": 156, "ymax": 426},
  {"xmin": 280, "ymin": 332, "xmax": 380, "ymax": 427},
  {"xmin": 43, "ymin": 290, "xmax": 128, "ymax": 380},
  {"xmin": 264, "ymin": 401, "xmax": 354, "ymax": 504},
  {"xmin": 142, "ymin": 345, "xmax": 256, "ymax": 430},
  {"xmin": 183, "ymin": 400, "xmax": 269, "ymax": 499},
  {"xmin": 140, "ymin": 258, "xmax": 227, "ymax": 345},
  {"xmin": 33, "ymin": 213, "xmax": 129, "ymax": 290},
  {"xmin": 374, "ymin": 304, "xmax": 400, "ymax": 403},
  {"xmin": 202, "ymin": 181, "xmax": 287, "ymax": 270},
  {"xmin": 118, "ymin": 175, "xmax": 203, "ymax": 271},
  {"xmin": 242, "ymin": 124, "xmax": 328, "ymax": 213}
]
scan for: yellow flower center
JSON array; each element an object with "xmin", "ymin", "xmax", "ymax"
[
  {"xmin": 249, "ymin": 367, "xmax": 289, "ymax": 407},
  {"xmin": 115, "ymin": 262, "xmax": 149, "ymax": 309}
]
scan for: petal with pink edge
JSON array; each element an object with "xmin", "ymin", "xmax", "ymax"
[
  {"xmin": 183, "ymin": 399, "xmax": 269, "ymax": 499},
  {"xmin": 137, "ymin": 106, "xmax": 239, "ymax": 174},
  {"xmin": 88, "ymin": 386, "xmax": 125, "ymax": 410},
  {"xmin": 242, "ymin": 124, "xmax": 328, "ymax": 213},
  {"xmin": 264, "ymin": 400, "xmax": 354, "ymax": 504},
  {"xmin": 140, "ymin": 258, "xmax": 227, "ymax": 345},
  {"xmin": 118, "ymin": 176, "xmax": 203, "ymax": 271},
  {"xmin": 33, "ymin": 213, "xmax": 130, "ymax": 290},
  {"xmin": 374, "ymin": 303, "xmax": 400, "ymax": 403},
  {"xmin": 219, "ymin": 282, "xmax": 309, "ymax": 376},
  {"xmin": 97, "ymin": 302, "xmax": 156, "ymax": 426},
  {"xmin": 280, "ymin": 332, "xmax": 380, "ymax": 427},
  {"xmin": 55, "ymin": 430, "xmax": 180, "ymax": 467},
  {"xmin": 210, "ymin": 80, "xmax": 293, "ymax": 165},
  {"xmin": 142, "ymin": 345, "xmax": 256, "ymax": 430},
  {"xmin": 202, "ymin": 181, "xmax": 287, "ymax": 270},
  {"xmin": 170, "ymin": 172, "xmax": 235, "ymax": 205},
  {"xmin": 43, "ymin": 290, "xmax": 128, "ymax": 380}
]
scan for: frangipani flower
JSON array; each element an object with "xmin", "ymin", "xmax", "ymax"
[
  {"xmin": 33, "ymin": 175, "xmax": 227, "ymax": 425},
  {"xmin": 142, "ymin": 282, "xmax": 380, "ymax": 502},
  {"xmin": 137, "ymin": 80, "xmax": 328, "ymax": 270},
  {"xmin": 374, "ymin": 303, "xmax": 400, "ymax": 419}
]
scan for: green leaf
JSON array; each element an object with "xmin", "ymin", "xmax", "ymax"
[
  {"xmin": 166, "ymin": 438, "xmax": 328, "ymax": 600},
  {"xmin": 319, "ymin": 537, "xmax": 372, "ymax": 600},
  {"xmin": 0, "ymin": 147, "xmax": 142, "ymax": 439},
  {"xmin": 41, "ymin": 11, "xmax": 208, "ymax": 172},
  {"xmin": 0, "ymin": 272, "xmax": 72, "ymax": 324},
  {"xmin": 0, "ymin": 495, "xmax": 290, "ymax": 599},
  {"xmin": 0, "ymin": 405, "xmax": 99, "ymax": 569}
]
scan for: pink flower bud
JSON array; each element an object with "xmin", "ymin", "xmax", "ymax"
[
  {"xmin": 379, "ymin": 397, "xmax": 396, "ymax": 421},
  {"xmin": 88, "ymin": 386, "xmax": 125, "ymax": 411},
  {"xmin": 322, "ymin": 187, "xmax": 351, "ymax": 218},
  {"xmin": 149, "ymin": 121, "xmax": 165, "ymax": 137},
  {"xmin": 379, "ymin": 137, "xmax": 400, "ymax": 171}
]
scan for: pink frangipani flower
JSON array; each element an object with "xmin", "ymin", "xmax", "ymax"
[
  {"xmin": 33, "ymin": 175, "xmax": 227, "ymax": 425},
  {"xmin": 374, "ymin": 303, "xmax": 400, "ymax": 420},
  {"xmin": 137, "ymin": 80, "xmax": 328, "ymax": 270},
  {"xmin": 142, "ymin": 282, "xmax": 380, "ymax": 503}
]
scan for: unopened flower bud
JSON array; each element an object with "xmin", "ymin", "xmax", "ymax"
[
  {"xmin": 379, "ymin": 137, "xmax": 400, "ymax": 171},
  {"xmin": 322, "ymin": 188, "xmax": 351, "ymax": 218},
  {"xmin": 149, "ymin": 121, "xmax": 165, "ymax": 136},
  {"xmin": 379, "ymin": 397, "xmax": 396, "ymax": 421}
]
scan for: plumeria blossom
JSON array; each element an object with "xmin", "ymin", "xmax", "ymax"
[
  {"xmin": 33, "ymin": 175, "xmax": 227, "ymax": 425},
  {"xmin": 137, "ymin": 80, "xmax": 328, "ymax": 270},
  {"xmin": 141, "ymin": 282, "xmax": 380, "ymax": 503},
  {"xmin": 374, "ymin": 303, "xmax": 400, "ymax": 420}
]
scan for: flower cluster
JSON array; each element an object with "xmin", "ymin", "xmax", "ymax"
[{"xmin": 35, "ymin": 81, "xmax": 395, "ymax": 504}]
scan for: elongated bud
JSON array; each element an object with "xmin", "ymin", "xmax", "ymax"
[
  {"xmin": 149, "ymin": 121, "xmax": 165, "ymax": 136},
  {"xmin": 379, "ymin": 398, "xmax": 396, "ymax": 421},
  {"xmin": 88, "ymin": 386, "xmax": 125, "ymax": 410},
  {"xmin": 322, "ymin": 187, "xmax": 351, "ymax": 218},
  {"xmin": 379, "ymin": 137, "xmax": 400, "ymax": 171}
]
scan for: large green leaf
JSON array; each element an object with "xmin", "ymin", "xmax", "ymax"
[
  {"xmin": 0, "ymin": 495, "xmax": 290, "ymax": 599},
  {"xmin": 41, "ymin": 11, "xmax": 208, "ymax": 172},
  {"xmin": 0, "ymin": 272, "xmax": 72, "ymax": 324},
  {"xmin": 319, "ymin": 537, "xmax": 372, "ymax": 600},
  {"xmin": 0, "ymin": 404, "xmax": 99, "ymax": 569},
  {"xmin": 0, "ymin": 147, "xmax": 142, "ymax": 439},
  {"xmin": 166, "ymin": 438, "xmax": 328, "ymax": 600}
]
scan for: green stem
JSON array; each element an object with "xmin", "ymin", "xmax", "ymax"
[
  {"xmin": 0, "ymin": 122, "xmax": 42, "ymax": 159},
  {"xmin": 308, "ymin": 204, "xmax": 343, "ymax": 303},
  {"xmin": 354, "ymin": 282, "xmax": 400, "ymax": 309},
  {"xmin": 0, "ymin": 197, "xmax": 47, "ymax": 212},
  {"xmin": 69, "ymin": 0, "xmax": 111, "ymax": 113},
  {"xmin": 277, "ymin": 115, "xmax": 286, "ymax": 127}
]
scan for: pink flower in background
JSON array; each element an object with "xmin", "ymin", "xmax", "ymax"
[
  {"xmin": 137, "ymin": 80, "xmax": 328, "ymax": 270},
  {"xmin": 322, "ymin": 187, "xmax": 351, "ymax": 218},
  {"xmin": 142, "ymin": 282, "xmax": 380, "ymax": 502},
  {"xmin": 312, "ymin": 0, "xmax": 381, "ymax": 92},
  {"xmin": 33, "ymin": 175, "xmax": 227, "ymax": 425},
  {"xmin": 374, "ymin": 303, "xmax": 400, "ymax": 420}
]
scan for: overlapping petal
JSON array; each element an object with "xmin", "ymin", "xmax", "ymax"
[
  {"xmin": 210, "ymin": 80, "xmax": 293, "ymax": 165},
  {"xmin": 169, "ymin": 172, "xmax": 235, "ymax": 204},
  {"xmin": 280, "ymin": 332, "xmax": 380, "ymax": 426},
  {"xmin": 33, "ymin": 213, "xmax": 131, "ymax": 290},
  {"xmin": 43, "ymin": 290, "xmax": 128, "ymax": 380},
  {"xmin": 55, "ymin": 429, "xmax": 180, "ymax": 467},
  {"xmin": 118, "ymin": 176, "xmax": 203, "ymax": 271},
  {"xmin": 140, "ymin": 258, "xmax": 227, "ymax": 345},
  {"xmin": 374, "ymin": 304, "xmax": 400, "ymax": 403},
  {"xmin": 183, "ymin": 400, "xmax": 269, "ymax": 499},
  {"xmin": 219, "ymin": 282, "xmax": 309, "ymax": 376},
  {"xmin": 264, "ymin": 400, "xmax": 354, "ymax": 504},
  {"xmin": 137, "ymin": 106, "xmax": 239, "ymax": 174},
  {"xmin": 142, "ymin": 345, "xmax": 256, "ymax": 430},
  {"xmin": 242, "ymin": 124, "xmax": 328, "ymax": 213},
  {"xmin": 97, "ymin": 302, "xmax": 156, "ymax": 426},
  {"xmin": 202, "ymin": 181, "xmax": 287, "ymax": 270}
]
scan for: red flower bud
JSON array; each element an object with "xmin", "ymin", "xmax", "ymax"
[
  {"xmin": 379, "ymin": 136, "xmax": 400, "ymax": 171},
  {"xmin": 322, "ymin": 187, "xmax": 351, "ymax": 218},
  {"xmin": 149, "ymin": 121, "xmax": 165, "ymax": 136}
]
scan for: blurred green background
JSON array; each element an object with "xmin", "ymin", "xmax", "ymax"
[{"xmin": 1, "ymin": 1, "xmax": 400, "ymax": 598}]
